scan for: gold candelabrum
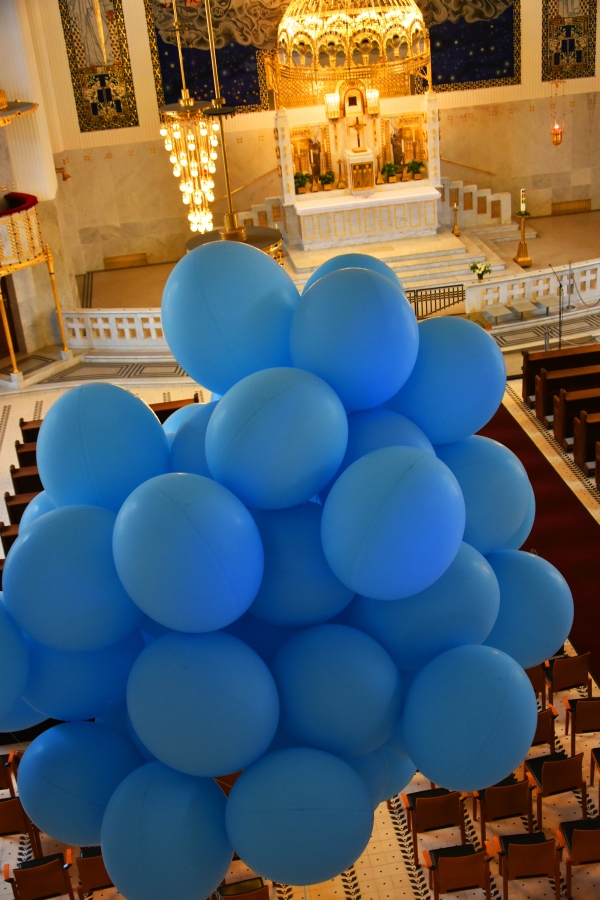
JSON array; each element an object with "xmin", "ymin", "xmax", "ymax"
[{"xmin": 514, "ymin": 212, "xmax": 532, "ymax": 268}]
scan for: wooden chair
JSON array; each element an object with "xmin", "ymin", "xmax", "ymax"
[
  {"xmin": 74, "ymin": 848, "xmax": 112, "ymax": 900},
  {"xmin": 472, "ymin": 775, "xmax": 532, "ymax": 844},
  {"xmin": 525, "ymin": 752, "xmax": 587, "ymax": 826},
  {"xmin": 588, "ymin": 748, "xmax": 600, "ymax": 809},
  {"xmin": 0, "ymin": 797, "xmax": 42, "ymax": 858},
  {"xmin": 488, "ymin": 832, "xmax": 561, "ymax": 900},
  {"xmin": 556, "ymin": 818, "xmax": 600, "ymax": 900},
  {"xmin": 4, "ymin": 852, "xmax": 75, "ymax": 900},
  {"xmin": 214, "ymin": 770, "xmax": 243, "ymax": 797},
  {"xmin": 0, "ymin": 752, "xmax": 17, "ymax": 798},
  {"xmin": 219, "ymin": 877, "xmax": 269, "ymax": 900},
  {"xmin": 401, "ymin": 788, "xmax": 466, "ymax": 867},
  {"xmin": 564, "ymin": 697, "xmax": 600, "ymax": 756},
  {"xmin": 525, "ymin": 664, "xmax": 546, "ymax": 710},
  {"xmin": 530, "ymin": 705, "xmax": 559, "ymax": 758},
  {"xmin": 423, "ymin": 845, "xmax": 490, "ymax": 900},
  {"xmin": 544, "ymin": 653, "xmax": 592, "ymax": 705}
]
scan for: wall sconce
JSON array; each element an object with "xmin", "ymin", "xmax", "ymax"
[
  {"xmin": 551, "ymin": 120, "xmax": 564, "ymax": 146},
  {"xmin": 55, "ymin": 167, "xmax": 71, "ymax": 181},
  {"xmin": 366, "ymin": 88, "xmax": 380, "ymax": 116},
  {"xmin": 324, "ymin": 93, "xmax": 341, "ymax": 121}
]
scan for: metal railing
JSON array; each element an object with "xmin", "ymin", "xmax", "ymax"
[{"xmin": 407, "ymin": 284, "xmax": 465, "ymax": 319}]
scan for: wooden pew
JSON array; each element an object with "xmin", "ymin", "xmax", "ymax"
[
  {"xmin": 573, "ymin": 411, "xmax": 600, "ymax": 475},
  {"xmin": 553, "ymin": 387, "xmax": 600, "ymax": 449},
  {"xmin": 535, "ymin": 365, "xmax": 600, "ymax": 426},
  {"xmin": 149, "ymin": 393, "xmax": 200, "ymax": 424},
  {"xmin": 0, "ymin": 523, "xmax": 19, "ymax": 556},
  {"xmin": 18, "ymin": 418, "xmax": 42, "ymax": 443},
  {"xmin": 523, "ymin": 344, "xmax": 600, "ymax": 408},
  {"xmin": 9, "ymin": 464, "xmax": 43, "ymax": 495},
  {"xmin": 596, "ymin": 443, "xmax": 600, "ymax": 492},
  {"xmin": 4, "ymin": 491, "xmax": 40, "ymax": 525}
]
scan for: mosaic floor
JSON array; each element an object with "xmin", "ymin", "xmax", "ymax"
[{"xmin": 2, "ymin": 381, "xmax": 600, "ymax": 900}]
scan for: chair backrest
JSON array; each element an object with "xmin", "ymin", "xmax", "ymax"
[
  {"xmin": 76, "ymin": 855, "xmax": 112, "ymax": 894},
  {"xmin": 484, "ymin": 780, "xmax": 530, "ymax": 821},
  {"xmin": 541, "ymin": 753, "xmax": 583, "ymax": 794},
  {"xmin": 227, "ymin": 889, "xmax": 269, "ymax": 900},
  {"xmin": 574, "ymin": 699, "xmax": 600, "ymax": 734},
  {"xmin": 508, "ymin": 839, "xmax": 556, "ymax": 877},
  {"xmin": 552, "ymin": 654, "xmax": 590, "ymax": 692},
  {"xmin": 214, "ymin": 770, "xmax": 243, "ymax": 797},
  {"xmin": 13, "ymin": 860, "xmax": 69, "ymax": 900},
  {"xmin": 0, "ymin": 797, "xmax": 28, "ymax": 836},
  {"xmin": 0, "ymin": 761, "xmax": 12, "ymax": 793},
  {"xmin": 526, "ymin": 665, "xmax": 546, "ymax": 695},
  {"xmin": 532, "ymin": 708, "xmax": 555, "ymax": 746},
  {"xmin": 219, "ymin": 878, "xmax": 265, "ymax": 897},
  {"xmin": 415, "ymin": 792, "xmax": 462, "ymax": 832},
  {"xmin": 571, "ymin": 828, "xmax": 600, "ymax": 865},
  {"xmin": 437, "ymin": 850, "xmax": 486, "ymax": 893}
]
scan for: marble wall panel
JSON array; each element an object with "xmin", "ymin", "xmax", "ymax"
[{"xmin": 0, "ymin": 131, "xmax": 14, "ymax": 194}]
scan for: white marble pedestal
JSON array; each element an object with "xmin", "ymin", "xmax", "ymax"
[{"xmin": 292, "ymin": 185, "xmax": 440, "ymax": 251}]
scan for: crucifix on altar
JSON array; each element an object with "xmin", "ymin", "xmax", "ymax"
[{"xmin": 348, "ymin": 116, "xmax": 367, "ymax": 151}]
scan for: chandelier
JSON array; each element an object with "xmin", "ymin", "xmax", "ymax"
[{"xmin": 274, "ymin": 0, "xmax": 431, "ymax": 109}]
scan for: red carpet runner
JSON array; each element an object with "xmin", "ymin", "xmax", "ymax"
[{"xmin": 480, "ymin": 402, "xmax": 600, "ymax": 683}]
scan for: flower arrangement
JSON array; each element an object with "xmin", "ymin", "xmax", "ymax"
[
  {"xmin": 294, "ymin": 172, "xmax": 311, "ymax": 193},
  {"xmin": 381, "ymin": 162, "xmax": 400, "ymax": 182},
  {"xmin": 470, "ymin": 262, "xmax": 492, "ymax": 282},
  {"xmin": 406, "ymin": 159, "xmax": 425, "ymax": 178}
]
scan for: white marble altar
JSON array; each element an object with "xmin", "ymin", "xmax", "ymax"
[{"xmin": 292, "ymin": 184, "xmax": 439, "ymax": 250}]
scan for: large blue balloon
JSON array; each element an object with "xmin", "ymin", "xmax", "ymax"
[
  {"xmin": 0, "ymin": 599, "xmax": 28, "ymax": 718},
  {"xmin": 436, "ymin": 437, "xmax": 531, "ymax": 556},
  {"xmin": 321, "ymin": 446, "xmax": 465, "ymax": 600},
  {"xmin": 290, "ymin": 268, "xmax": 418, "ymax": 411},
  {"xmin": 302, "ymin": 253, "xmax": 399, "ymax": 294},
  {"xmin": 248, "ymin": 504, "xmax": 354, "ymax": 627},
  {"xmin": 348, "ymin": 542, "xmax": 500, "ymax": 671},
  {"xmin": 36, "ymin": 383, "xmax": 169, "ymax": 511},
  {"xmin": 19, "ymin": 722, "xmax": 143, "ymax": 845},
  {"xmin": 113, "ymin": 473, "xmax": 263, "ymax": 633},
  {"xmin": 127, "ymin": 632, "xmax": 279, "ymax": 777},
  {"xmin": 347, "ymin": 744, "xmax": 416, "ymax": 808},
  {"xmin": 4, "ymin": 506, "xmax": 143, "ymax": 651},
  {"xmin": 272, "ymin": 624, "xmax": 402, "ymax": 757},
  {"xmin": 500, "ymin": 483, "xmax": 535, "ymax": 551},
  {"xmin": 169, "ymin": 401, "xmax": 217, "ymax": 477},
  {"xmin": 19, "ymin": 491, "xmax": 56, "ymax": 529},
  {"xmin": 23, "ymin": 632, "xmax": 143, "ymax": 721},
  {"xmin": 224, "ymin": 613, "xmax": 298, "ymax": 666},
  {"xmin": 483, "ymin": 550, "xmax": 574, "ymax": 668},
  {"xmin": 386, "ymin": 317, "xmax": 506, "ymax": 445},
  {"xmin": 162, "ymin": 242, "xmax": 299, "ymax": 394},
  {"xmin": 0, "ymin": 697, "xmax": 47, "ymax": 733},
  {"xmin": 380, "ymin": 746, "xmax": 417, "ymax": 802},
  {"xmin": 226, "ymin": 748, "xmax": 373, "ymax": 885},
  {"xmin": 102, "ymin": 762, "xmax": 232, "ymax": 900},
  {"xmin": 402, "ymin": 645, "xmax": 537, "ymax": 791},
  {"xmin": 206, "ymin": 367, "xmax": 348, "ymax": 509}
]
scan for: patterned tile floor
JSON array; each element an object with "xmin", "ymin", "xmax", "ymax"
[{"xmin": 2, "ymin": 380, "xmax": 600, "ymax": 900}]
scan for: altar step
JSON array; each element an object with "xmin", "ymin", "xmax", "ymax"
[{"xmin": 472, "ymin": 221, "xmax": 539, "ymax": 243}]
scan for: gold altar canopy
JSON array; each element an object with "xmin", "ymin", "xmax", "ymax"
[{"xmin": 275, "ymin": 0, "xmax": 431, "ymax": 108}]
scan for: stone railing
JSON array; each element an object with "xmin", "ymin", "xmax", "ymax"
[
  {"xmin": 63, "ymin": 309, "xmax": 168, "ymax": 350},
  {"xmin": 466, "ymin": 259, "xmax": 600, "ymax": 314}
]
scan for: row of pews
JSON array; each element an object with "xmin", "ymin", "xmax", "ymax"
[
  {"xmin": 0, "ymin": 394, "xmax": 201, "ymax": 587},
  {"xmin": 523, "ymin": 343, "xmax": 600, "ymax": 485}
]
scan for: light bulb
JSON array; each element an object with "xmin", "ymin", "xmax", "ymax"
[
  {"xmin": 169, "ymin": 154, "xmax": 177, "ymax": 164},
  {"xmin": 208, "ymin": 163, "xmax": 216, "ymax": 173},
  {"xmin": 212, "ymin": 122, "xmax": 220, "ymax": 131},
  {"xmin": 173, "ymin": 165, "xmax": 181, "ymax": 176},
  {"xmin": 210, "ymin": 137, "xmax": 218, "ymax": 147},
  {"xmin": 183, "ymin": 194, "xmax": 190, "ymax": 204},
  {"xmin": 180, "ymin": 183, "xmax": 187, "ymax": 192},
  {"xmin": 200, "ymin": 126, "xmax": 208, "ymax": 136},
  {"xmin": 190, "ymin": 223, "xmax": 198, "ymax": 232},
  {"xmin": 173, "ymin": 129, "xmax": 181, "ymax": 139},
  {"xmin": 159, "ymin": 126, "xmax": 168, "ymax": 137},
  {"xmin": 164, "ymin": 140, "xmax": 173, "ymax": 151},
  {"xmin": 208, "ymin": 179, "xmax": 214, "ymax": 189},
  {"xmin": 188, "ymin": 143, "xmax": 196, "ymax": 151},
  {"xmin": 194, "ymin": 191, "xmax": 202, "ymax": 203},
  {"xmin": 210, "ymin": 151, "xmax": 218, "ymax": 160},
  {"xmin": 206, "ymin": 191, "xmax": 214, "ymax": 202}
]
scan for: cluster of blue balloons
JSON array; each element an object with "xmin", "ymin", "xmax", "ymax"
[{"xmin": 0, "ymin": 243, "xmax": 575, "ymax": 900}]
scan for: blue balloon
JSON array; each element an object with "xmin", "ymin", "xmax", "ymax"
[
  {"xmin": 302, "ymin": 253, "xmax": 399, "ymax": 294},
  {"xmin": 169, "ymin": 401, "xmax": 217, "ymax": 477},
  {"xmin": 0, "ymin": 599, "xmax": 28, "ymax": 718},
  {"xmin": 0, "ymin": 697, "xmax": 47, "ymax": 733},
  {"xmin": 224, "ymin": 613, "xmax": 298, "ymax": 666},
  {"xmin": 162, "ymin": 242, "xmax": 299, "ymax": 395},
  {"xmin": 436, "ymin": 437, "xmax": 531, "ymax": 556},
  {"xmin": 206, "ymin": 368, "xmax": 348, "ymax": 509},
  {"xmin": 162, "ymin": 403, "xmax": 202, "ymax": 434},
  {"xmin": 386, "ymin": 317, "xmax": 506, "ymax": 445},
  {"xmin": 95, "ymin": 703, "xmax": 156, "ymax": 762},
  {"xmin": 380, "ymin": 746, "xmax": 417, "ymax": 802},
  {"xmin": 23, "ymin": 632, "xmax": 144, "ymax": 721},
  {"xmin": 36, "ymin": 383, "xmax": 169, "ymax": 511},
  {"xmin": 248, "ymin": 504, "xmax": 354, "ymax": 627},
  {"xmin": 127, "ymin": 632, "xmax": 279, "ymax": 777},
  {"xmin": 402, "ymin": 645, "xmax": 537, "ymax": 791},
  {"xmin": 272, "ymin": 624, "xmax": 402, "ymax": 758},
  {"xmin": 321, "ymin": 446, "xmax": 465, "ymax": 600},
  {"xmin": 102, "ymin": 762, "xmax": 232, "ymax": 900},
  {"xmin": 290, "ymin": 269, "xmax": 418, "ymax": 411},
  {"xmin": 226, "ymin": 748, "xmax": 373, "ymax": 885},
  {"xmin": 484, "ymin": 550, "xmax": 574, "ymax": 668},
  {"xmin": 346, "ymin": 747, "xmax": 389, "ymax": 809},
  {"xmin": 500, "ymin": 483, "xmax": 536, "ymax": 550},
  {"xmin": 4, "ymin": 506, "xmax": 143, "ymax": 651},
  {"xmin": 19, "ymin": 722, "xmax": 143, "ymax": 845},
  {"xmin": 348, "ymin": 542, "xmax": 500, "ymax": 671},
  {"xmin": 113, "ymin": 473, "xmax": 263, "ymax": 633},
  {"xmin": 19, "ymin": 491, "xmax": 56, "ymax": 529}
]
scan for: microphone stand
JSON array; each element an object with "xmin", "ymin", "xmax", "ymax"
[{"xmin": 548, "ymin": 263, "xmax": 564, "ymax": 349}]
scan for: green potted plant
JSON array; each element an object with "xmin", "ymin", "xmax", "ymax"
[
  {"xmin": 294, "ymin": 172, "xmax": 310, "ymax": 194},
  {"xmin": 381, "ymin": 162, "xmax": 400, "ymax": 183},
  {"xmin": 470, "ymin": 262, "xmax": 492, "ymax": 282},
  {"xmin": 318, "ymin": 170, "xmax": 336, "ymax": 191},
  {"xmin": 406, "ymin": 159, "xmax": 426, "ymax": 180}
]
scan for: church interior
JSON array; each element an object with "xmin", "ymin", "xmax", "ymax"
[{"xmin": 3, "ymin": 1, "xmax": 600, "ymax": 900}]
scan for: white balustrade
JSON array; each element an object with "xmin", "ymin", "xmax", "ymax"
[
  {"xmin": 466, "ymin": 260, "xmax": 600, "ymax": 314},
  {"xmin": 63, "ymin": 309, "xmax": 168, "ymax": 350}
]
